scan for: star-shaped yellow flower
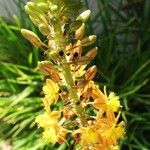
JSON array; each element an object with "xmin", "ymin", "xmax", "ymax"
[{"xmin": 43, "ymin": 79, "xmax": 59, "ymax": 106}]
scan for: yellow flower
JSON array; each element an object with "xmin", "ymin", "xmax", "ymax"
[
  {"xmin": 73, "ymin": 126, "xmax": 100, "ymax": 148},
  {"xmin": 108, "ymin": 145, "xmax": 119, "ymax": 150},
  {"xmin": 106, "ymin": 92, "xmax": 120, "ymax": 112},
  {"xmin": 35, "ymin": 111, "xmax": 60, "ymax": 129},
  {"xmin": 36, "ymin": 110, "xmax": 68, "ymax": 144},
  {"xmin": 93, "ymin": 112, "xmax": 125, "ymax": 149},
  {"xmin": 100, "ymin": 121, "xmax": 125, "ymax": 147},
  {"xmin": 43, "ymin": 79, "xmax": 59, "ymax": 105},
  {"xmin": 93, "ymin": 87, "xmax": 121, "ymax": 113},
  {"xmin": 43, "ymin": 128, "xmax": 57, "ymax": 144},
  {"xmin": 43, "ymin": 126, "xmax": 68, "ymax": 145}
]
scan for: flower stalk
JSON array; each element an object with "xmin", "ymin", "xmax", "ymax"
[{"xmin": 21, "ymin": 0, "xmax": 125, "ymax": 149}]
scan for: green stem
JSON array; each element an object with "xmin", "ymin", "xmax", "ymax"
[
  {"xmin": 62, "ymin": 57, "xmax": 87, "ymax": 126},
  {"xmin": 53, "ymin": 22, "xmax": 87, "ymax": 126}
]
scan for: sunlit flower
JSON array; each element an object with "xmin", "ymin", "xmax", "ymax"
[
  {"xmin": 35, "ymin": 111, "xmax": 60, "ymax": 129},
  {"xmin": 36, "ymin": 110, "xmax": 68, "ymax": 144},
  {"xmin": 43, "ymin": 128, "xmax": 57, "ymax": 144},
  {"xmin": 73, "ymin": 126, "xmax": 100, "ymax": 148},
  {"xmin": 43, "ymin": 79, "xmax": 59, "ymax": 105},
  {"xmin": 93, "ymin": 87, "xmax": 121, "ymax": 114},
  {"xmin": 43, "ymin": 125, "xmax": 68, "ymax": 145},
  {"xmin": 106, "ymin": 92, "xmax": 120, "ymax": 112}
]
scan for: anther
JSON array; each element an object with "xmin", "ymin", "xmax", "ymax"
[
  {"xmin": 59, "ymin": 50, "xmax": 64, "ymax": 57},
  {"xmin": 66, "ymin": 52, "xmax": 70, "ymax": 56},
  {"xmin": 75, "ymin": 80, "xmax": 78, "ymax": 85},
  {"xmin": 74, "ymin": 52, "xmax": 78, "ymax": 58},
  {"xmin": 76, "ymin": 101, "xmax": 80, "ymax": 105}
]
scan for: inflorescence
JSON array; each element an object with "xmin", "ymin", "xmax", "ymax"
[{"xmin": 21, "ymin": 0, "xmax": 125, "ymax": 149}]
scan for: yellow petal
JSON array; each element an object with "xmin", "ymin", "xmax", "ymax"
[
  {"xmin": 43, "ymin": 128, "xmax": 57, "ymax": 144},
  {"xmin": 107, "ymin": 92, "xmax": 121, "ymax": 112},
  {"xmin": 43, "ymin": 79, "xmax": 59, "ymax": 105},
  {"xmin": 35, "ymin": 111, "xmax": 60, "ymax": 129}
]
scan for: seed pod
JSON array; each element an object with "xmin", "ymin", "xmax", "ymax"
[
  {"xmin": 85, "ymin": 47, "xmax": 98, "ymax": 59},
  {"xmin": 21, "ymin": 29, "xmax": 43, "ymax": 48},
  {"xmin": 80, "ymin": 35, "xmax": 97, "ymax": 47},
  {"xmin": 85, "ymin": 65, "xmax": 97, "ymax": 80},
  {"xmin": 39, "ymin": 24, "xmax": 50, "ymax": 36},
  {"xmin": 75, "ymin": 23, "xmax": 85, "ymax": 40},
  {"xmin": 76, "ymin": 10, "xmax": 91, "ymax": 22}
]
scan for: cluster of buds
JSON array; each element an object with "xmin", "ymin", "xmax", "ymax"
[{"xmin": 21, "ymin": 0, "xmax": 125, "ymax": 149}]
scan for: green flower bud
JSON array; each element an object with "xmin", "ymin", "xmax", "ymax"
[
  {"xmin": 80, "ymin": 35, "xmax": 97, "ymax": 47},
  {"xmin": 39, "ymin": 24, "xmax": 50, "ymax": 36},
  {"xmin": 29, "ymin": 16, "xmax": 41, "ymax": 25},
  {"xmin": 21, "ymin": 29, "xmax": 43, "ymax": 48},
  {"xmin": 25, "ymin": 5, "xmax": 41, "ymax": 19},
  {"xmin": 76, "ymin": 10, "xmax": 91, "ymax": 22},
  {"xmin": 50, "ymin": 4, "xmax": 59, "ymax": 12},
  {"xmin": 26, "ymin": 2, "xmax": 45, "ymax": 15},
  {"xmin": 37, "ymin": 2, "xmax": 49, "ymax": 13}
]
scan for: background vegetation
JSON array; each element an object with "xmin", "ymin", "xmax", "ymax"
[{"xmin": 0, "ymin": 0, "xmax": 149, "ymax": 149}]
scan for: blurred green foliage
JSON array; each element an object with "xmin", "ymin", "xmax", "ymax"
[{"xmin": 0, "ymin": 0, "xmax": 150, "ymax": 149}]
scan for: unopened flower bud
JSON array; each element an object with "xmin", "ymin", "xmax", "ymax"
[
  {"xmin": 75, "ymin": 56, "xmax": 91, "ymax": 65},
  {"xmin": 75, "ymin": 23, "xmax": 85, "ymax": 40},
  {"xmin": 85, "ymin": 47, "xmax": 98, "ymax": 58},
  {"xmin": 39, "ymin": 24, "xmax": 50, "ymax": 36},
  {"xmin": 38, "ymin": 61, "xmax": 53, "ymax": 75},
  {"xmin": 29, "ymin": 16, "xmax": 41, "ymax": 25},
  {"xmin": 26, "ymin": 2, "xmax": 44, "ymax": 15},
  {"xmin": 25, "ymin": 5, "xmax": 39, "ymax": 18},
  {"xmin": 76, "ymin": 10, "xmax": 91, "ymax": 22},
  {"xmin": 70, "ymin": 20, "xmax": 82, "ymax": 32},
  {"xmin": 80, "ymin": 35, "xmax": 97, "ymax": 47},
  {"xmin": 85, "ymin": 66, "xmax": 97, "ymax": 80},
  {"xmin": 21, "ymin": 29, "xmax": 43, "ymax": 48},
  {"xmin": 38, "ymin": 61, "xmax": 60, "ymax": 83},
  {"xmin": 50, "ymin": 4, "xmax": 58, "ymax": 12},
  {"xmin": 37, "ymin": 2, "xmax": 49, "ymax": 13}
]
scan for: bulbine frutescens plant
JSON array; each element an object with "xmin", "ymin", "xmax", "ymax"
[{"xmin": 21, "ymin": 0, "xmax": 125, "ymax": 149}]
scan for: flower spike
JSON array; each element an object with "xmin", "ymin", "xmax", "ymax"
[{"xmin": 21, "ymin": 0, "xmax": 125, "ymax": 149}]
